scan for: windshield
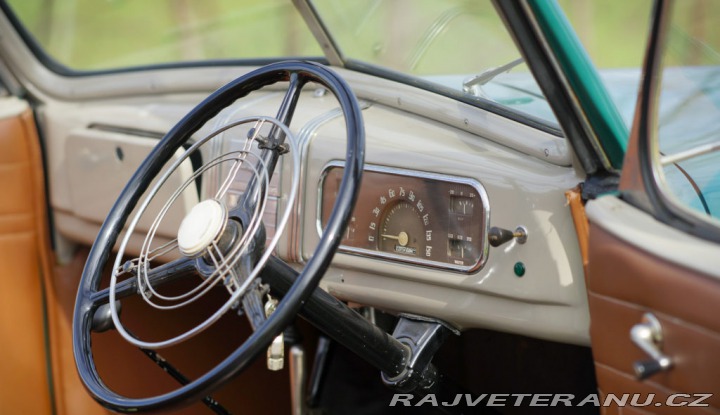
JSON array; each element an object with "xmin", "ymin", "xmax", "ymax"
[
  {"xmin": 310, "ymin": 0, "xmax": 558, "ymax": 126},
  {"xmin": 4, "ymin": 0, "xmax": 322, "ymax": 70},
  {"xmin": 4, "ymin": 0, "xmax": 563, "ymax": 127}
]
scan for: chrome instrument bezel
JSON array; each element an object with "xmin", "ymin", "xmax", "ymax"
[{"xmin": 317, "ymin": 161, "xmax": 491, "ymax": 274}]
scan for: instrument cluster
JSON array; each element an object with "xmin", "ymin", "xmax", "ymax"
[{"xmin": 319, "ymin": 164, "xmax": 489, "ymax": 273}]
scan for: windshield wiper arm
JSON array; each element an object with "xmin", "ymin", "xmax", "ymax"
[{"xmin": 463, "ymin": 57, "xmax": 524, "ymax": 97}]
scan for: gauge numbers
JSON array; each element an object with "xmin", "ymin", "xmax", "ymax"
[{"xmin": 320, "ymin": 164, "xmax": 489, "ymax": 273}]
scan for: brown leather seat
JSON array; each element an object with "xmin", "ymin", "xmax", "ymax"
[{"xmin": 0, "ymin": 99, "xmax": 107, "ymax": 415}]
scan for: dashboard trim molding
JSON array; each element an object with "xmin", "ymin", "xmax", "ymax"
[{"xmin": 289, "ymin": 99, "xmax": 372, "ymax": 263}]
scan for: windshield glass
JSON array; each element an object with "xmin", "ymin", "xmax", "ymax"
[
  {"xmin": 4, "ymin": 0, "xmax": 322, "ymax": 71},
  {"xmin": 3, "ymin": 0, "xmax": 557, "ymax": 127},
  {"xmin": 310, "ymin": 0, "xmax": 558, "ymax": 127},
  {"xmin": 5, "ymin": 0, "xmax": 564, "ymax": 127}
]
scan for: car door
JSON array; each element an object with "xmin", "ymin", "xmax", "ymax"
[{"xmin": 584, "ymin": 0, "xmax": 720, "ymax": 413}]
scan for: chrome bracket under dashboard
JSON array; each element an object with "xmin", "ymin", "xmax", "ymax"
[{"xmin": 318, "ymin": 162, "xmax": 490, "ymax": 274}]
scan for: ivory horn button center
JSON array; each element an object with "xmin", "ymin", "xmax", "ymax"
[{"xmin": 177, "ymin": 199, "xmax": 226, "ymax": 257}]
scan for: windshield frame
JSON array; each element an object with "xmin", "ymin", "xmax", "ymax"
[
  {"xmin": 525, "ymin": 0, "xmax": 629, "ymax": 171},
  {"xmin": 492, "ymin": 0, "xmax": 631, "ymax": 175}
]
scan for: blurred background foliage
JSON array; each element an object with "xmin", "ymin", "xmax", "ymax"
[{"xmin": 5, "ymin": 0, "xmax": 321, "ymax": 69}]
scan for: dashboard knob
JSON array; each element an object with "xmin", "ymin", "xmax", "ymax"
[{"xmin": 488, "ymin": 226, "xmax": 528, "ymax": 247}]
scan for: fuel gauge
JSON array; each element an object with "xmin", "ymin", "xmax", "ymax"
[{"xmin": 451, "ymin": 196, "xmax": 474, "ymax": 215}]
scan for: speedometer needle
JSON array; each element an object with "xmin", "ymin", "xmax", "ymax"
[{"xmin": 381, "ymin": 231, "xmax": 409, "ymax": 246}]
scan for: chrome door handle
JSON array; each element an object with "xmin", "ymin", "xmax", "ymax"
[{"xmin": 630, "ymin": 313, "xmax": 672, "ymax": 380}]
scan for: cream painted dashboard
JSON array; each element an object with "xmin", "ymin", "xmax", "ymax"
[{"xmin": 40, "ymin": 68, "xmax": 589, "ymax": 346}]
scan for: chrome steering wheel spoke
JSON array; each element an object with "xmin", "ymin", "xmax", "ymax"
[{"xmin": 233, "ymin": 71, "xmax": 306, "ymax": 219}]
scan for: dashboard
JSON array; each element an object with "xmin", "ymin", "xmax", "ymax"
[{"xmin": 46, "ymin": 73, "xmax": 590, "ymax": 347}]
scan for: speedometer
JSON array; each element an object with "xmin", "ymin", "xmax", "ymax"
[
  {"xmin": 319, "ymin": 163, "xmax": 489, "ymax": 273},
  {"xmin": 376, "ymin": 189, "xmax": 431, "ymax": 259},
  {"xmin": 379, "ymin": 200, "xmax": 423, "ymax": 256}
]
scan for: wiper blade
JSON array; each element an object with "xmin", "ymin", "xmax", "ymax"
[{"xmin": 463, "ymin": 57, "xmax": 524, "ymax": 97}]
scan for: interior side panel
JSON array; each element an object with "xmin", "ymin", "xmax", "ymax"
[
  {"xmin": 0, "ymin": 98, "xmax": 68, "ymax": 413},
  {"xmin": 587, "ymin": 218, "xmax": 720, "ymax": 413}
]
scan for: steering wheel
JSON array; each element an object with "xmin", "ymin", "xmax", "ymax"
[{"xmin": 73, "ymin": 61, "xmax": 364, "ymax": 412}]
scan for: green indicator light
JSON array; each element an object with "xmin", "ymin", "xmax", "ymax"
[{"xmin": 514, "ymin": 262, "xmax": 526, "ymax": 277}]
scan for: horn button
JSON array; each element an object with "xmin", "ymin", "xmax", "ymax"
[{"xmin": 177, "ymin": 199, "xmax": 227, "ymax": 257}]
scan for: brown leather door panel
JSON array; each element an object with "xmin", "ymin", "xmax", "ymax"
[{"xmin": 588, "ymin": 222, "xmax": 720, "ymax": 414}]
